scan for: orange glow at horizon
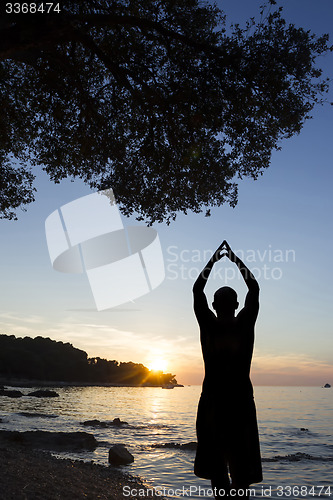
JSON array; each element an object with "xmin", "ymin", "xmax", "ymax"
[{"xmin": 148, "ymin": 357, "xmax": 169, "ymax": 372}]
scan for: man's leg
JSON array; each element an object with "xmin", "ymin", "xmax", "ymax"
[{"xmin": 211, "ymin": 470, "xmax": 230, "ymax": 500}]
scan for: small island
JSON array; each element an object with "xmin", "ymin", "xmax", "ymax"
[{"xmin": 0, "ymin": 334, "xmax": 179, "ymax": 387}]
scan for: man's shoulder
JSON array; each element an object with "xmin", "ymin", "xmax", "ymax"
[
  {"xmin": 235, "ymin": 308, "xmax": 258, "ymax": 332},
  {"xmin": 196, "ymin": 307, "xmax": 216, "ymax": 327}
]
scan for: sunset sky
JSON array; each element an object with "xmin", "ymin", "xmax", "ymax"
[{"xmin": 1, "ymin": 0, "xmax": 332, "ymax": 386}]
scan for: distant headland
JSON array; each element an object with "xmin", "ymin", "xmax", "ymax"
[{"xmin": 0, "ymin": 334, "xmax": 181, "ymax": 387}]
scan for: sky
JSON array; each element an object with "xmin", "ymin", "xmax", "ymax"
[{"xmin": 0, "ymin": 0, "xmax": 332, "ymax": 386}]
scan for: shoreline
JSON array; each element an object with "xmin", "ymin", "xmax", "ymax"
[
  {"xmin": 0, "ymin": 377, "xmax": 184, "ymax": 388},
  {"xmin": 0, "ymin": 444, "xmax": 163, "ymax": 500}
]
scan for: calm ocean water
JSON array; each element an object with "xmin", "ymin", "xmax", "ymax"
[{"xmin": 1, "ymin": 385, "xmax": 332, "ymax": 499}]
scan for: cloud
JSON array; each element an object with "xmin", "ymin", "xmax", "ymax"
[
  {"xmin": 2, "ymin": 312, "xmax": 330, "ymax": 386},
  {"xmin": 253, "ymin": 351, "xmax": 332, "ymax": 373},
  {"xmin": 251, "ymin": 350, "xmax": 333, "ymax": 385},
  {"xmin": 0, "ymin": 312, "xmax": 44, "ymax": 324}
]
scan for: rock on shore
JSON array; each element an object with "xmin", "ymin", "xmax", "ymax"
[
  {"xmin": 0, "ymin": 430, "xmax": 97, "ymax": 451},
  {"xmin": 27, "ymin": 389, "xmax": 59, "ymax": 397},
  {"xmin": 0, "ymin": 388, "xmax": 59, "ymax": 398},
  {"xmin": 109, "ymin": 444, "xmax": 134, "ymax": 465},
  {"xmin": 0, "ymin": 388, "xmax": 24, "ymax": 398},
  {"xmin": 82, "ymin": 417, "xmax": 128, "ymax": 428}
]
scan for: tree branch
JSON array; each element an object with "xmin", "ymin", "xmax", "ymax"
[
  {"xmin": 74, "ymin": 13, "xmax": 227, "ymax": 58},
  {"xmin": 70, "ymin": 27, "xmax": 142, "ymax": 102},
  {"xmin": 0, "ymin": 12, "xmax": 230, "ymax": 64}
]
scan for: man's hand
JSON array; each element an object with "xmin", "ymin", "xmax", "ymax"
[
  {"xmin": 211, "ymin": 243, "xmax": 227, "ymax": 263},
  {"xmin": 193, "ymin": 240, "xmax": 228, "ymax": 293},
  {"xmin": 222, "ymin": 241, "xmax": 259, "ymax": 292},
  {"xmin": 223, "ymin": 240, "xmax": 237, "ymax": 263}
]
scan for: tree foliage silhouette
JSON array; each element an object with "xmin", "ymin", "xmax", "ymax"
[
  {"xmin": 0, "ymin": 334, "xmax": 177, "ymax": 385},
  {"xmin": 0, "ymin": 0, "xmax": 330, "ymax": 222}
]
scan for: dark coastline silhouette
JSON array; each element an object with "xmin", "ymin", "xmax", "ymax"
[
  {"xmin": 0, "ymin": 334, "xmax": 176, "ymax": 386},
  {"xmin": 193, "ymin": 240, "xmax": 262, "ymax": 499}
]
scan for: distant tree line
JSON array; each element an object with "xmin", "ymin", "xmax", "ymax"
[{"xmin": 0, "ymin": 334, "xmax": 177, "ymax": 386}]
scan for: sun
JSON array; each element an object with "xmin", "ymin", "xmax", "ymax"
[{"xmin": 149, "ymin": 357, "xmax": 168, "ymax": 372}]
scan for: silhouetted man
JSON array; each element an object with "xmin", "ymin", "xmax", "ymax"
[{"xmin": 193, "ymin": 241, "xmax": 262, "ymax": 500}]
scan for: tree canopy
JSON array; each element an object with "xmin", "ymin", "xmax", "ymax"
[{"xmin": 0, "ymin": 0, "xmax": 330, "ymax": 222}]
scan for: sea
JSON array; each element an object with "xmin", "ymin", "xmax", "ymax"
[{"xmin": 0, "ymin": 385, "xmax": 332, "ymax": 499}]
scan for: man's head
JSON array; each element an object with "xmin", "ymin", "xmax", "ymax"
[{"xmin": 212, "ymin": 286, "xmax": 239, "ymax": 317}]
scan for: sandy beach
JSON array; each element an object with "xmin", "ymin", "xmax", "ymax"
[{"xmin": 0, "ymin": 445, "xmax": 161, "ymax": 500}]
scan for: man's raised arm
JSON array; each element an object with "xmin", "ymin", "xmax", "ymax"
[
  {"xmin": 223, "ymin": 240, "xmax": 259, "ymax": 314},
  {"xmin": 192, "ymin": 242, "xmax": 225, "ymax": 294},
  {"xmin": 192, "ymin": 242, "xmax": 226, "ymax": 323}
]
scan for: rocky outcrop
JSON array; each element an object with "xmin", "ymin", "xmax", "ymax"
[
  {"xmin": 27, "ymin": 390, "xmax": 59, "ymax": 398},
  {"xmin": 17, "ymin": 412, "xmax": 58, "ymax": 419},
  {"xmin": 0, "ymin": 388, "xmax": 24, "ymax": 398},
  {"xmin": 82, "ymin": 417, "xmax": 128, "ymax": 428},
  {"xmin": 0, "ymin": 430, "xmax": 97, "ymax": 451},
  {"xmin": 108, "ymin": 444, "xmax": 134, "ymax": 465},
  {"xmin": 151, "ymin": 442, "xmax": 197, "ymax": 451},
  {"xmin": 0, "ymin": 388, "xmax": 59, "ymax": 398}
]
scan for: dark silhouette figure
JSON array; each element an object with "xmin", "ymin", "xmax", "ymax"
[{"xmin": 193, "ymin": 241, "xmax": 262, "ymax": 499}]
